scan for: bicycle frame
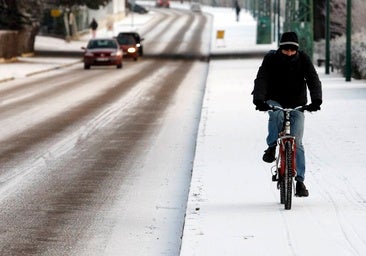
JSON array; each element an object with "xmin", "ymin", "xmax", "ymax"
[{"xmin": 277, "ymin": 110, "xmax": 297, "ymax": 178}]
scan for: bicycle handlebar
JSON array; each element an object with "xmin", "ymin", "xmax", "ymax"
[{"xmin": 269, "ymin": 105, "xmax": 308, "ymax": 112}]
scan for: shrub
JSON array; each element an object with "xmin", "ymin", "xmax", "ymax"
[{"xmin": 329, "ymin": 31, "xmax": 366, "ymax": 79}]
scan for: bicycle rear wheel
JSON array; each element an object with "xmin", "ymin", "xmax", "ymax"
[{"xmin": 284, "ymin": 141, "xmax": 293, "ymax": 210}]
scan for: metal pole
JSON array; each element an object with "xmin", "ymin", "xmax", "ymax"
[
  {"xmin": 277, "ymin": 0, "xmax": 281, "ymax": 44},
  {"xmin": 273, "ymin": 0, "xmax": 276, "ymax": 42},
  {"xmin": 345, "ymin": 0, "xmax": 352, "ymax": 81},
  {"xmin": 325, "ymin": 0, "xmax": 330, "ymax": 74}
]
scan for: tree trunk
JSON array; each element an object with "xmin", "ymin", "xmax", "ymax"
[
  {"xmin": 0, "ymin": 30, "xmax": 18, "ymax": 59},
  {"xmin": 17, "ymin": 26, "xmax": 38, "ymax": 56}
]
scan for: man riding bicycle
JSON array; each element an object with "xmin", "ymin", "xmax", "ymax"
[{"xmin": 252, "ymin": 32, "xmax": 323, "ymax": 197}]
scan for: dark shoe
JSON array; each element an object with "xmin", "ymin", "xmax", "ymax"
[
  {"xmin": 295, "ymin": 181, "xmax": 309, "ymax": 197},
  {"xmin": 262, "ymin": 146, "xmax": 276, "ymax": 163}
]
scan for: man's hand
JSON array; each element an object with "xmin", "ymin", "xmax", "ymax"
[
  {"xmin": 254, "ymin": 100, "xmax": 271, "ymax": 111},
  {"xmin": 305, "ymin": 99, "xmax": 322, "ymax": 112}
]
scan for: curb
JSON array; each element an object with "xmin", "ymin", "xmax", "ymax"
[
  {"xmin": 0, "ymin": 77, "xmax": 15, "ymax": 83},
  {"xmin": 25, "ymin": 60, "xmax": 82, "ymax": 77},
  {"xmin": 0, "ymin": 60, "xmax": 82, "ymax": 84}
]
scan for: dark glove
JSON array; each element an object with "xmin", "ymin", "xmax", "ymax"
[
  {"xmin": 254, "ymin": 100, "xmax": 271, "ymax": 111},
  {"xmin": 305, "ymin": 99, "xmax": 322, "ymax": 112}
]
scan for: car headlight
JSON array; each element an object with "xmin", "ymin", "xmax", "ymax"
[
  {"xmin": 127, "ymin": 47, "xmax": 136, "ymax": 53},
  {"xmin": 111, "ymin": 51, "xmax": 123, "ymax": 57},
  {"xmin": 85, "ymin": 52, "xmax": 94, "ymax": 57}
]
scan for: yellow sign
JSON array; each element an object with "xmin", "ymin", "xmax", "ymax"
[
  {"xmin": 216, "ymin": 30, "xmax": 225, "ymax": 39},
  {"xmin": 51, "ymin": 9, "xmax": 62, "ymax": 18}
]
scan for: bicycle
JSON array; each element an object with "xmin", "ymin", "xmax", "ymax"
[{"xmin": 269, "ymin": 105, "xmax": 307, "ymax": 210}]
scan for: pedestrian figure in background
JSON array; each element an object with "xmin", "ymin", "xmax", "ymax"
[
  {"xmin": 89, "ymin": 18, "xmax": 98, "ymax": 38},
  {"xmin": 234, "ymin": 0, "xmax": 241, "ymax": 22}
]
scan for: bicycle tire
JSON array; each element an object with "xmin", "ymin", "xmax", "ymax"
[
  {"xmin": 279, "ymin": 175, "xmax": 285, "ymax": 204},
  {"xmin": 284, "ymin": 141, "xmax": 293, "ymax": 210}
]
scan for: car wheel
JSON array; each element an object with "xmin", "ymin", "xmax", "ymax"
[
  {"xmin": 84, "ymin": 64, "xmax": 90, "ymax": 69},
  {"xmin": 117, "ymin": 63, "xmax": 123, "ymax": 69}
]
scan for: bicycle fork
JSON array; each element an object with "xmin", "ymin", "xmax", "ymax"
[{"xmin": 271, "ymin": 137, "xmax": 297, "ymax": 184}]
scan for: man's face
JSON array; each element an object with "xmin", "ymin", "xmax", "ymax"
[{"xmin": 281, "ymin": 49, "xmax": 297, "ymax": 56}]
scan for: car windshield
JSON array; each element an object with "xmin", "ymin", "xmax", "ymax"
[
  {"xmin": 88, "ymin": 40, "xmax": 117, "ymax": 49},
  {"xmin": 116, "ymin": 35, "xmax": 136, "ymax": 45}
]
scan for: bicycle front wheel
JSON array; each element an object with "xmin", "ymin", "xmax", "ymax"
[
  {"xmin": 284, "ymin": 141, "xmax": 293, "ymax": 210},
  {"xmin": 279, "ymin": 177, "xmax": 285, "ymax": 205}
]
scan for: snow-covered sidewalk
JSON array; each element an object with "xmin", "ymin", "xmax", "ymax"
[{"xmin": 180, "ymin": 8, "xmax": 366, "ymax": 256}]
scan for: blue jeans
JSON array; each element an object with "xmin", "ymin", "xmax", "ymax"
[{"xmin": 266, "ymin": 100, "xmax": 306, "ymax": 182}]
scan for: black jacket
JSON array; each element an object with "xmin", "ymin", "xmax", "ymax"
[{"xmin": 253, "ymin": 50, "xmax": 322, "ymax": 108}]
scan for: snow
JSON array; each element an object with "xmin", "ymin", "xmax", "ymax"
[
  {"xmin": 1, "ymin": 3, "xmax": 366, "ymax": 255},
  {"xmin": 178, "ymin": 4, "xmax": 366, "ymax": 256},
  {"xmin": 180, "ymin": 57, "xmax": 366, "ymax": 255}
]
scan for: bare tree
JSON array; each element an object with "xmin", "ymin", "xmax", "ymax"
[
  {"xmin": 59, "ymin": 0, "xmax": 111, "ymax": 10},
  {"xmin": 0, "ymin": 0, "xmax": 112, "ymax": 58},
  {"xmin": 17, "ymin": 0, "xmax": 43, "ymax": 55},
  {"xmin": 0, "ymin": 0, "xmax": 42, "ymax": 57}
]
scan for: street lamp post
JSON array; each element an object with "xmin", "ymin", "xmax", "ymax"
[{"xmin": 345, "ymin": 0, "xmax": 352, "ymax": 81}]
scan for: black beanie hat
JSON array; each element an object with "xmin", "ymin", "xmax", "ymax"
[{"xmin": 279, "ymin": 32, "xmax": 299, "ymax": 50}]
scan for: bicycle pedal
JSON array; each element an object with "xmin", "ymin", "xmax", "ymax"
[{"xmin": 272, "ymin": 174, "xmax": 278, "ymax": 182}]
